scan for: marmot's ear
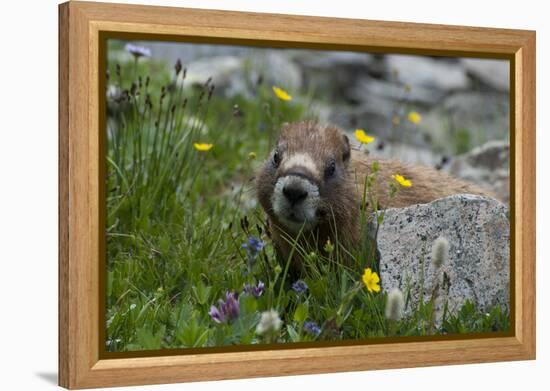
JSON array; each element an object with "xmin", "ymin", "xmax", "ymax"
[{"xmin": 342, "ymin": 134, "xmax": 351, "ymax": 163}]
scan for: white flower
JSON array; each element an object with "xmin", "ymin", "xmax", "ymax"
[
  {"xmin": 385, "ymin": 288, "xmax": 405, "ymax": 321},
  {"xmin": 431, "ymin": 236, "xmax": 450, "ymax": 269},
  {"xmin": 256, "ymin": 309, "xmax": 282, "ymax": 335},
  {"xmin": 129, "ymin": 303, "xmax": 137, "ymax": 310}
]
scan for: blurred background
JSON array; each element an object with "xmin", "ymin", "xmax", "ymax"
[{"xmin": 109, "ymin": 40, "xmax": 509, "ymax": 203}]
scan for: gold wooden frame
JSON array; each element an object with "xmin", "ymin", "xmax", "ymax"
[{"xmin": 59, "ymin": 1, "xmax": 536, "ymax": 388}]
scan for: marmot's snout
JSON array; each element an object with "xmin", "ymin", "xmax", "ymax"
[
  {"xmin": 282, "ymin": 180, "xmax": 308, "ymax": 204},
  {"xmin": 271, "ymin": 170, "xmax": 321, "ymax": 233}
]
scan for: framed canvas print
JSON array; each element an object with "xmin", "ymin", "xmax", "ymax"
[{"xmin": 58, "ymin": 1, "xmax": 536, "ymax": 389}]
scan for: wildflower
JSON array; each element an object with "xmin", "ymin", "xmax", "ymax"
[
  {"xmin": 242, "ymin": 237, "xmax": 265, "ymax": 266},
  {"xmin": 248, "ymin": 152, "xmax": 257, "ymax": 160},
  {"xmin": 385, "ymin": 288, "xmax": 405, "ymax": 321},
  {"xmin": 304, "ymin": 321, "xmax": 321, "ymax": 336},
  {"xmin": 209, "ymin": 292, "xmax": 240, "ymax": 324},
  {"xmin": 193, "ymin": 143, "xmax": 213, "ymax": 152},
  {"xmin": 431, "ymin": 236, "xmax": 450, "ymax": 269},
  {"xmin": 272, "ymin": 86, "xmax": 292, "ymax": 101},
  {"xmin": 129, "ymin": 303, "xmax": 137, "ymax": 310},
  {"xmin": 354, "ymin": 129, "xmax": 376, "ymax": 144},
  {"xmin": 256, "ymin": 309, "xmax": 283, "ymax": 335},
  {"xmin": 244, "ymin": 281, "xmax": 265, "ymax": 298},
  {"xmin": 292, "ymin": 280, "xmax": 308, "ymax": 294},
  {"xmin": 407, "ymin": 111, "xmax": 422, "ymax": 124},
  {"xmin": 174, "ymin": 58, "xmax": 182, "ymax": 76},
  {"xmin": 362, "ymin": 268, "xmax": 381, "ymax": 293},
  {"xmin": 392, "ymin": 174, "xmax": 412, "ymax": 187},
  {"xmin": 306, "ymin": 251, "xmax": 318, "ymax": 262},
  {"xmin": 323, "ymin": 239, "xmax": 334, "ymax": 254},
  {"xmin": 125, "ymin": 43, "xmax": 151, "ymax": 59},
  {"xmin": 233, "ymin": 104, "xmax": 244, "ymax": 118}
]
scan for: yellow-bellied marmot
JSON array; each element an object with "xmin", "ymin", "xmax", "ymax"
[{"xmin": 256, "ymin": 121, "xmax": 490, "ymax": 268}]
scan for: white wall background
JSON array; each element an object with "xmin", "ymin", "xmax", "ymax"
[{"xmin": 0, "ymin": 0, "xmax": 546, "ymax": 389}]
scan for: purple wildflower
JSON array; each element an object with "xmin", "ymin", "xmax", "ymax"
[
  {"xmin": 125, "ymin": 43, "xmax": 151, "ymax": 59},
  {"xmin": 208, "ymin": 305, "xmax": 224, "ymax": 324},
  {"xmin": 304, "ymin": 321, "xmax": 321, "ymax": 336},
  {"xmin": 244, "ymin": 281, "xmax": 265, "ymax": 298},
  {"xmin": 208, "ymin": 291, "xmax": 240, "ymax": 324},
  {"xmin": 292, "ymin": 280, "xmax": 308, "ymax": 294},
  {"xmin": 242, "ymin": 236, "xmax": 265, "ymax": 266}
]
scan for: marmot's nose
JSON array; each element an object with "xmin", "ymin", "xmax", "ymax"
[{"xmin": 283, "ymin": 185, "xmax": 308, "ymax": 205}]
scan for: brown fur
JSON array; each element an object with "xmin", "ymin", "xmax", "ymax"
[{"xmin": 256, "ymin": 121, "xmax": 491, "ymax": 269}]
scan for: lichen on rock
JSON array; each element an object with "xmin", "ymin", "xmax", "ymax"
[{"xmin": 373, "ymin": 194, "xmax": 509, "ymax": 324}]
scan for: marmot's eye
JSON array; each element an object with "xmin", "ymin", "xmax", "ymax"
[
  {"xmin": 325, "ymin": 160, "xmax": 336, "ymax": 177},
  {"xmin": 273, "ymin": 150, "xmax": 281, "ymax": 167}
]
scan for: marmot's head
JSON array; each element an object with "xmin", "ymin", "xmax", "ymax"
[{"xmin": 256, "ymin": 121, "xmax": 352, "ymax": 233}]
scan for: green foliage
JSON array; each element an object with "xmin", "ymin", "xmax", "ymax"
[
  {"xmin": 105, "ymin": 42, "xmax": 509, "ymax": 352},
  {"xmin": 452, "ymin": 128, "xmax": 472, "ymax": 154}
]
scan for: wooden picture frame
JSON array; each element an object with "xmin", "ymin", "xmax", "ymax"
[{"xmin": 59, "ymin": 1, "xmax": 536, "ymax": 389}]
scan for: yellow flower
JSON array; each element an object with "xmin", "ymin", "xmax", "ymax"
[
  {"xmin": 408, "ymin": 111, "xmax": 422, "ymax": 124},
  {"xmin": 354, "ymin": 129, "xmax": 376, "ymax": 144},
  {"xmin": 392, "ymin": 174, "xmax": 412, "ymax": 187},
  {"xmin": 272, "ymin": 86, "xmax": 292, "ymax": 101},
  {"xmin": 362, "ymin": 268, "xmax": 380, "ymax": 293},
  {"xmin": 193, "ymin": 143, "xmax": 213, "ymax": 152},
  {"xmin": 248, "ymin": 152, "xmax": 257, "ymax": 160}
]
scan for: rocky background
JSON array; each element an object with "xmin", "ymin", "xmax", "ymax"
[{"xmin": 113, "ymin": 41, "xmax": 510, "ymax": 204}]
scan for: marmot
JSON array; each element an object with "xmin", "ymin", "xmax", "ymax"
[{"xmin": 256, "ymin": 121, "xmax": 490, "ymax": 269}]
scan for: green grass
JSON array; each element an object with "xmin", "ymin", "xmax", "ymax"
[{"xmin": 105, "ymin": 43, "xmax": 509, "ymax": 352}]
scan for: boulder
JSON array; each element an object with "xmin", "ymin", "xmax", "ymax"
[
  {"xmin": 247, "ymin": 52, "xmax": 303, "ymax": 91},
  {"xmin": 375, "ymin": 195, "xmax": 509, "ymax": 323},
  {"xmin": 385, "ymin": 55, "xmax": 470, "ymax": 91},
  {"xmin": 421, "ymin": 91, "xmax": 509, "ymax": 153},
  {"xmin": 348, "ymin": 76, "xmax": 445, "ymax": 106},
  {"xmin": 181, "ymin": 52, "xmax": 303, "ymax": 98},
  {"xmin": 461, "ymin": 58, "xmax": 510, "ymax": 92},
  {"xmin": 447, "ymin": 141, "xmax": 510, "ymax": 204},
  {"xmin": 183, "ymin": 55, "xmax": 243, "ymax": 91},
  {"xmin": 292, "ymin": 50, "xmax": 378, "ymax": 103}
]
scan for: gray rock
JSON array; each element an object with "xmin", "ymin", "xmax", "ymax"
[
  {"xmin": 291, "ymin": 50, "xmax": 380, "ymax": 103},
  {"xmin": 290, "ymin": 50, "xmax": 374, "ymax": 71},
  {"xmin": 362, "ymin": 141, "xmax": 441, "ymax": 167},
  {"xmin": 462, "ymin": 58, "xmax": 510, "ymax": 92},
  {"xmin": 348, "ymin": 76, "xmax": 445, "ymax": 106},
  {"xmin": 247, "ymin": 52, "xmax": 303, "ymax": 91},
  {"xmin": 329, "ymin": 101, "xmax": 392, "ymax": 136},
  {"xmin": 421, "ymin": 91, "xmax": 509, "ymax": 153},
  {"xmin": 376, "ymin": 195, "xmax": 509, "ymax": 324},
  {"xmin": 330, "ymin": 103, "xmax": 432, "ymax": 149},
  {"xmin": 183, "ymin": 55, "xmax": 243, "ymax": 90},
  {"xmin": 386, "ymin": 55, "xmax": 470, "ymax": 91},
  {"xmin": 447, "ymin": 141, "xmax": 510, "ymax": 204},
  {"xmin": 136, "ymin": 41, "xmax": 250, "ymax": 65},
  {"xmin": 181, "ymin": 52, "xmax": 303, "ymax": 98}
]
